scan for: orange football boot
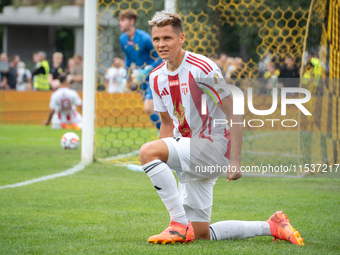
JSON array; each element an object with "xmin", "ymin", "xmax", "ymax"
[
  {"xmin": 60, "ymin": 123, "xmax": 72, "ymax": 129},
  {"xmin": 148, "ymin": 221, "xmax": 195, "ymax": 244},
  {"xmin": 267, "ymin": 211, "xmax": 305, "ymax": 245},
  {"xmin": 71, "ymin": 122, "xmax": 81, "ymax": 130}
]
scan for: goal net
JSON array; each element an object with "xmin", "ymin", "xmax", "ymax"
[{"xmin": 93, "ymin": 0, "xmax": 338, "ymax": 176}]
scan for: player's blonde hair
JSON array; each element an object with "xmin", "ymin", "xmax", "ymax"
[{"xmin": 148, "ymin": 11, "xmax": 183, "ymax": 34}]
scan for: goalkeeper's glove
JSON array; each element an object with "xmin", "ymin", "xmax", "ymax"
[{"xmin": 131, "ymin": 65, "xmax": 153, "ymax": 83}]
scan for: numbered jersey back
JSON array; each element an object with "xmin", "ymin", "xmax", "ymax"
[{"xmin": 49, "ymin": 87, "xmax": 82, "ymax": 114}]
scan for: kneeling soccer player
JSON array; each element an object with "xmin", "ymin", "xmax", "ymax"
[
  {"xmin": 139, "ymin": 11, "xmax": 304, "ymax": 245},
  {"xmin": 42, "ymin": 72, "xmax": 82, "ymax": 130}
]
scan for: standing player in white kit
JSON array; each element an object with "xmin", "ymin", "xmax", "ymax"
[
  {"xmin": 42, "ymin": 73, "xmax": 82, "ymax": 130},
  {"xmin": 139, "ymin": 11, "xmax": 304, "ymax": 246}
]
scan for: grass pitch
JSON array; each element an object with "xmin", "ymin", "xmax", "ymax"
[{"xmin": 0, "ymin": 125, "xmax": 339, "ymax": 254}]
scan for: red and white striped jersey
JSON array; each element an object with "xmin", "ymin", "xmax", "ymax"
[{"xmin": 150, "ymin": 51, "xmax": 231, "ymax": 139}]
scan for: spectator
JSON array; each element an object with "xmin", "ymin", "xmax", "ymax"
[
  {"xmin": 0, "ymin": 53, "xmax": 8, "ymax": 62},
  {"xmin": 302, "ymin": 49, "xmax": 322, "ymax": 88},
  {"xmin": 31, "ymin": 52, "xmax": 40, "ymax": 70},
  {"xmin": 16, "ymin": 61, "xmax": 32, "ymax": 91},
  {"xmin": 264, "ymin": 61, "xmax": 281, "ymax": 95},
  {"xmin": 49, "ymin": 52, "xmax": 64, "ymax": 90},
  {"xmin": 0, "ymin": 53, "xmax": 9, "ymax": 90},
  {"xmin": 0, "ymin": 53, "xmax": 9, "ymax": 73},
  {"xmin": 209, "ymin": 54, "xmax": 219, "ymax": 65},
  {"xmin": 42, "ymin": 72, "xmax": 82, "ymax": 130},
  {"xmin": 218, "ymin": 53, "xmax": 228, "ymax": 75},
  {"xmin": 1, "ymin": 54, "xmax": 20, "ymax": 90},
  {"xmin": 279, "ymin": 55, "xmax": 300, "ymax": 88},
  {"xmin": 105, "ymin": 57, "xmax": 127, "ymax": 93},
  {"xmin": 32, "ymin": 51, "xmax": 50, "ymax": 91},
  {"xmin": 31, "ymin": 52, "xmax": 39, "ymax": 86},
  {"xmin": 65, "ymin": 57, "xmax": 75, "ymax": 74},
  {"xmin": 69, "ymin": 54, "xmax": 83, "ymax": 91},
  {"xmin": 226, "ymin": 57, "xmax": 243, "ymax": 79}
]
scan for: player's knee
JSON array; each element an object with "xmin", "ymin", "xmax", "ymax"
[
  {"xmin": 140, "ymin": 141, "xmax": 168, "ymax": 165},
  {"xmin": 139, "ymin": 142, "xmax": 156, "ymax": 165}
]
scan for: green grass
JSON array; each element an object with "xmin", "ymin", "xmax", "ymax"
[
  {"xmin": 1, "ymin": 125, "xmax": 340, "ymax": 254},
  {"xmin": 95, "ymin": 127, "xmax": 159, "ymax": 158},
  {"xmin": 0, "ymin": 125, "xmax": 81, "ymax": 186}
]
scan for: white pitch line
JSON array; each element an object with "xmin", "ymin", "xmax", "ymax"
[
  {"xmin": 0, "ymin": 162, "xmax": 90, "ymax": 190},
  {"xmin": 0, "ymin": 137, "xmax": 57, "ymax": 141},
  {"xmin": 98, "ymin": 150, "xmax": 140, "ymax": 162}
]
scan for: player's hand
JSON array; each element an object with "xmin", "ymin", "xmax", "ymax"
[
  {"xmin": 131, "ymin": 69, "xmax": 145, "ymax": 83},
  {"xmin": 131, "ymin": 66, "xmax": 153, "ymax": 84},
  {"xmin": 227, "ymin": 159, "xmax": 242, "ymax": 182},
  {"xmin": 41, "ymin": 120, "xmax": 49, "ymax": 125},
  {"xmin": 142, "ymin": 65, "xmax": 153, "ymax": 75}
]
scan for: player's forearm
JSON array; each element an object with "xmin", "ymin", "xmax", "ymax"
[
  {"xmin": 33, "ymin": 66, "xmax": 45, "ymax": 76},
  {"xmin": 70, "ymin": 75, "xmax": 83, "ymax": 82},
  {"xmin": 228, "ymin": 115, "xmax": 243, "ymax": 161},
  {"xmin": 159, "ymin": 123, "xmax": 172, "ymax": 139},
  {"xmin": 45, "ymin": 109, "xmax": 55, "ymax": 124},
  {"xmin": 48, "ymin": 73, "xmax": 53, "ymax": 84},
  {"xmin": 219, "ymin": 95, "xmax": 243, "ymax": 161}
]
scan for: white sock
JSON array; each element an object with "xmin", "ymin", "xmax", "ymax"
[
  {"xmin": 143, "ymin": 159, "xmax": 189, "ymax": 225},
  {"xmin": 209, "ymin": 221, "xmax": 271, "ymax": 240}
]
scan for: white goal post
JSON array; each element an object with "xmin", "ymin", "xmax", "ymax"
[
  {"xmin": 81, "ymin": 0, "xmax": 97, "ymax": 163},
  {"xmin": 81, "ymin": 0, "xmax": 174, "ymax": 163}
]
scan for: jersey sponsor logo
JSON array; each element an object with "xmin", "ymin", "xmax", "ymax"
[
  {"xmin": 127, "ymin": 41, "xmax": 135, "ymax": 46},
  {"xmin": 181, "ymin": 83, "xmax": 188, "ymax": 95},
  {"xmin": 169, "ymin": 80, "xmax": 179, "ymax": 87},
  {"xmin": 160, "ymin": 87, "xmax": 170, "ymax": 96}
]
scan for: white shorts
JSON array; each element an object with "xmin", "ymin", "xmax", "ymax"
[
  {"xmin": 51, "ymin": 110, "xmax": 82, "ymax": 129},
  {"xmin": 162, "ymin": 134, "xmax": 231, "ymax": 222}
]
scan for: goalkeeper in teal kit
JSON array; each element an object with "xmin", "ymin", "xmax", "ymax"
[{"xmin": 119, "ymin": 9, "xmax": 162, "ymax": 130}]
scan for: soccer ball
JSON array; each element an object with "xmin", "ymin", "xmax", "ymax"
[{"xmin": 61, "ymin": 132, "xmax": 80, "ymax": 150}]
